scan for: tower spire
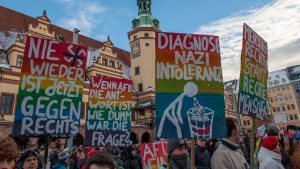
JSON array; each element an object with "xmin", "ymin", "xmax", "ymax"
[
  {"xmin": 131, "ymin": 0, "xmax": 159, "ymax": 30},
  {"xmin": 137, "ymin": 0, "xmax": 151, "ymax": 15}
]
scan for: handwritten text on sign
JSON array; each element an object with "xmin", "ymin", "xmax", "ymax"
[
  {"xmin": 140, "ymin": 141, "xmax": 168, "ymax": 169},
  {"xmin": 155, "ymin": 32, "xmax": 226, "ymax": 139},
  {"xmin": 12, "ymin": 36, "xmax": 87, "ymax": 136},
  {"xmin": 238, "ymin": 23, "xmax": 268, "ymax": 119},
  {"xmin": 85, "ymin": 76, "xmax": 133, "ymax": 147}
]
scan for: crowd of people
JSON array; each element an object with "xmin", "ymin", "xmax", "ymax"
[{"xmin": 1, "ymin": 118, "xmax": 299, "ymax": 169}]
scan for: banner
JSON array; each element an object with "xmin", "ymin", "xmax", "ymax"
[
  {"xmin": 238, "ymin": 23, "xmax": 268, "ymax": 119},
  {"xmin": 140, "ymin": 141, "xmax": 168, "ymax": 169},
  {"xmin": 85, "ymin": 76, "xmax": 133, "ymax": 147},
  {"xmin": 12, "ymin": 36, "xmax": 87, "ymax": 137},
  {"xmin": 155, "ymin": 32, "xmax": 226, "ymax": 139}
]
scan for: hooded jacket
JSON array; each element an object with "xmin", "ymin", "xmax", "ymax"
[
  {"xmin": 211, "ymin": 139, "xmax": 250, "ymax": 169},
  {"xmin": 257, "ymin": 147, "xmax": 285, "ymax": 169}
]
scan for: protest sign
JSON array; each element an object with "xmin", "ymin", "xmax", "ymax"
[
  {"xmin": 155, "ymin": 32, "xmax": 226, "ymax": 139},
  {"xmin": 12, "ymin": 36, "xmax": 87, "ymax": 137},
  {"xmin": 85, "ymin": 76, "xmax": 133, "ymax": 147},
  {"xmin": 140, "ymin": 141, "xmax": 168, "ymax": 169},
  {"xmin": 238, "ymin": 23, "xmax": 268, "ymax": 119},
  {"xmin": 257, "ymin": 125, "xmax": 266, "ymax": 137}
]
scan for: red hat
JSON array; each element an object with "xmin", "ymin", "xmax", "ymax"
[
  {"xmin": 262, "ymin": 136, "xmax": 279, "ymax": 151},
  {"xmin": 84, "ymin": 147, "xmax": 97, "ymax": 157}
]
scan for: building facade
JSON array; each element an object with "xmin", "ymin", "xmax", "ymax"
[
  {"xmin": 268, "ymin": 69, "xmax": 300, "ymax": 129},
  {"xmin": 0, "ymin": 6, "xmax": 133, "ymax": 146}
]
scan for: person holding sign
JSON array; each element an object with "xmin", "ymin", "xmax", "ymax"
[
  {"xmin": 195, "ymin": 139, "xmax": 211, "ymax": 169},
  {"xmin": 161, "ymin": 139, "xmax": 190, "ymax": 169},
  {"xmin": 211, "ymin": 118, "xmax": 249, "ymax": 169}
]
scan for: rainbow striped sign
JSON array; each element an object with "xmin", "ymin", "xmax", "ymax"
[
  {"xmin": 155, "ymin": 32, "xmax": 226, "ymax": 139},
  {"xmin": 12, "ymin": 36, "xmax": 87, "ymax": 137},
  {"xmin": 238, "ymin": 23, "xmax": 268, "ymax": 119},
  {"xmin": 85, "ymin": 76, "xmax": 133, "ymax": 147}
]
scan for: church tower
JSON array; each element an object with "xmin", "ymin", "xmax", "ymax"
[{"xmin": 128, "ymin": 0, "xmax": 160, "ymax": 92}]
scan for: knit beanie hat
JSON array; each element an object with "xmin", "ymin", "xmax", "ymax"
[
  {"xmin": 167, "ymin": 139, "xmax": 187, "ymax": 153},
  {"xmin": 267, "ymin": 124, "xmax": 279, "ymax": 136},
  {"xmin": 262, "ymin": 136, "xmax": 279, "ymax": 151},
  {"xmin": 112, "ymin": 147, "xmax": 121, "ymax": 156},
  {"xmin": 287, "ymin": 125, "xmax": 297, "ymax": 131},
  {"xmin": 18, "ymin": 150, "xmax": 38, "ymax": 167},
  {"xmin": 84, "ymin": 147, "xmax": 97, "ymax": 157}
]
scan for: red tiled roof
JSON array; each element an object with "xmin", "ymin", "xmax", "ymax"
[{"xmin": 0, "ymin": 5, "xmax": 131, "ymax": 67}]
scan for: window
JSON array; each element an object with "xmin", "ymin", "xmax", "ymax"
[
  {"xmin": 0, "ymin": 93, "xmax": 14, "ymax": 115},
  {"xmin": 138, "ymin": 83, "xmax": 143, "ymax": 92},
  {"xmin": 287, "ymin": 105, "xmax": 291, "ymax": 110},
  {"xmin": 294, "ymin": 114, "xmax": 298, "ymax": 120},
  {"xmin": 276, "ymin": 75, "xmax": 280, "ymax": 78},
  {"xmin": 243, "ymin": 121, "xmax": 247, "ymax": 126},
  {"xmin": 288, "ymin": 94, "xmax": 293, "ymax": 100},
  {"xmin": 17, "ymin": 56, "xmax": 23, "ymax": 68},
  {"xmin": 277, "ymin": 107, "xmax": 280, "ymax": 112},
  {"xmin": 134, "ymin": 35, "xmax": 137, "ymax": 40},
  {"xmin": 289, "ymin": 114, "xmax": 294, "ymax": 120},
  {"xmin": 140, "ymin": 110, "xmax": 145, "ymax": 116},
  {"xmin": 102, "ymin": 58, "xmax": 108, "ymax": 66},
  {"xmin": 280, "ymin": 96, "xmax": 284, "ymax": 102},
  {"xmin": 272, "ymin": 107, "xmax": 276, "ymax": 112},
  {"xmin": 110, "ymin": 61, "xmax": 115, "ymax": 68},
  {"xmin": 282, "ymin": 78, "xmax": 286, "ymax": 83},
  {"xmin": 135, "ymin": 66, "xmax": 140, "ymax": 75},
  {"xmin": 282, "ymin": 106, "xmax": 286, "ymax": 111},
  {"xmin": 282, "ymin": 86, "xmax": 285, "ymax": 90},
  {"xmin": 284, "ymin": 95, "xmax": 289, "ymax": 101},
  {"xmin": 274, "ymin": 80, "xmax": 280, "ymax": 85},
  {"xmin": 247, "ymin": 120, "xmax": 250, "ymax": 125},
  {"xmin": 145, "ymin": 43, "xmax": 149, "ymax": 46},
  {"xmin": 144, "ymin": 33, "xmax": 149, "ymax": 37},
  {"xmin": 291, "ymin": 104, "xmax": 295, "ymax": 109}
]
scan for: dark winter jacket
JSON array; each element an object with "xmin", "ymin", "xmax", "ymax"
[
  {"xmin": 160, "ymin": 158, "xmax": 191, "ymax": 169},
  {"xmin": 124, "ymin": 157, "xmax": 141, "ymax": 169},
  {"xmin": 53, "ymin": 161, "xmax": 68, "ymax": 169},
  {"xmin": 195, "ymin": 146, "xmax": 211, "ymax": 169}
]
